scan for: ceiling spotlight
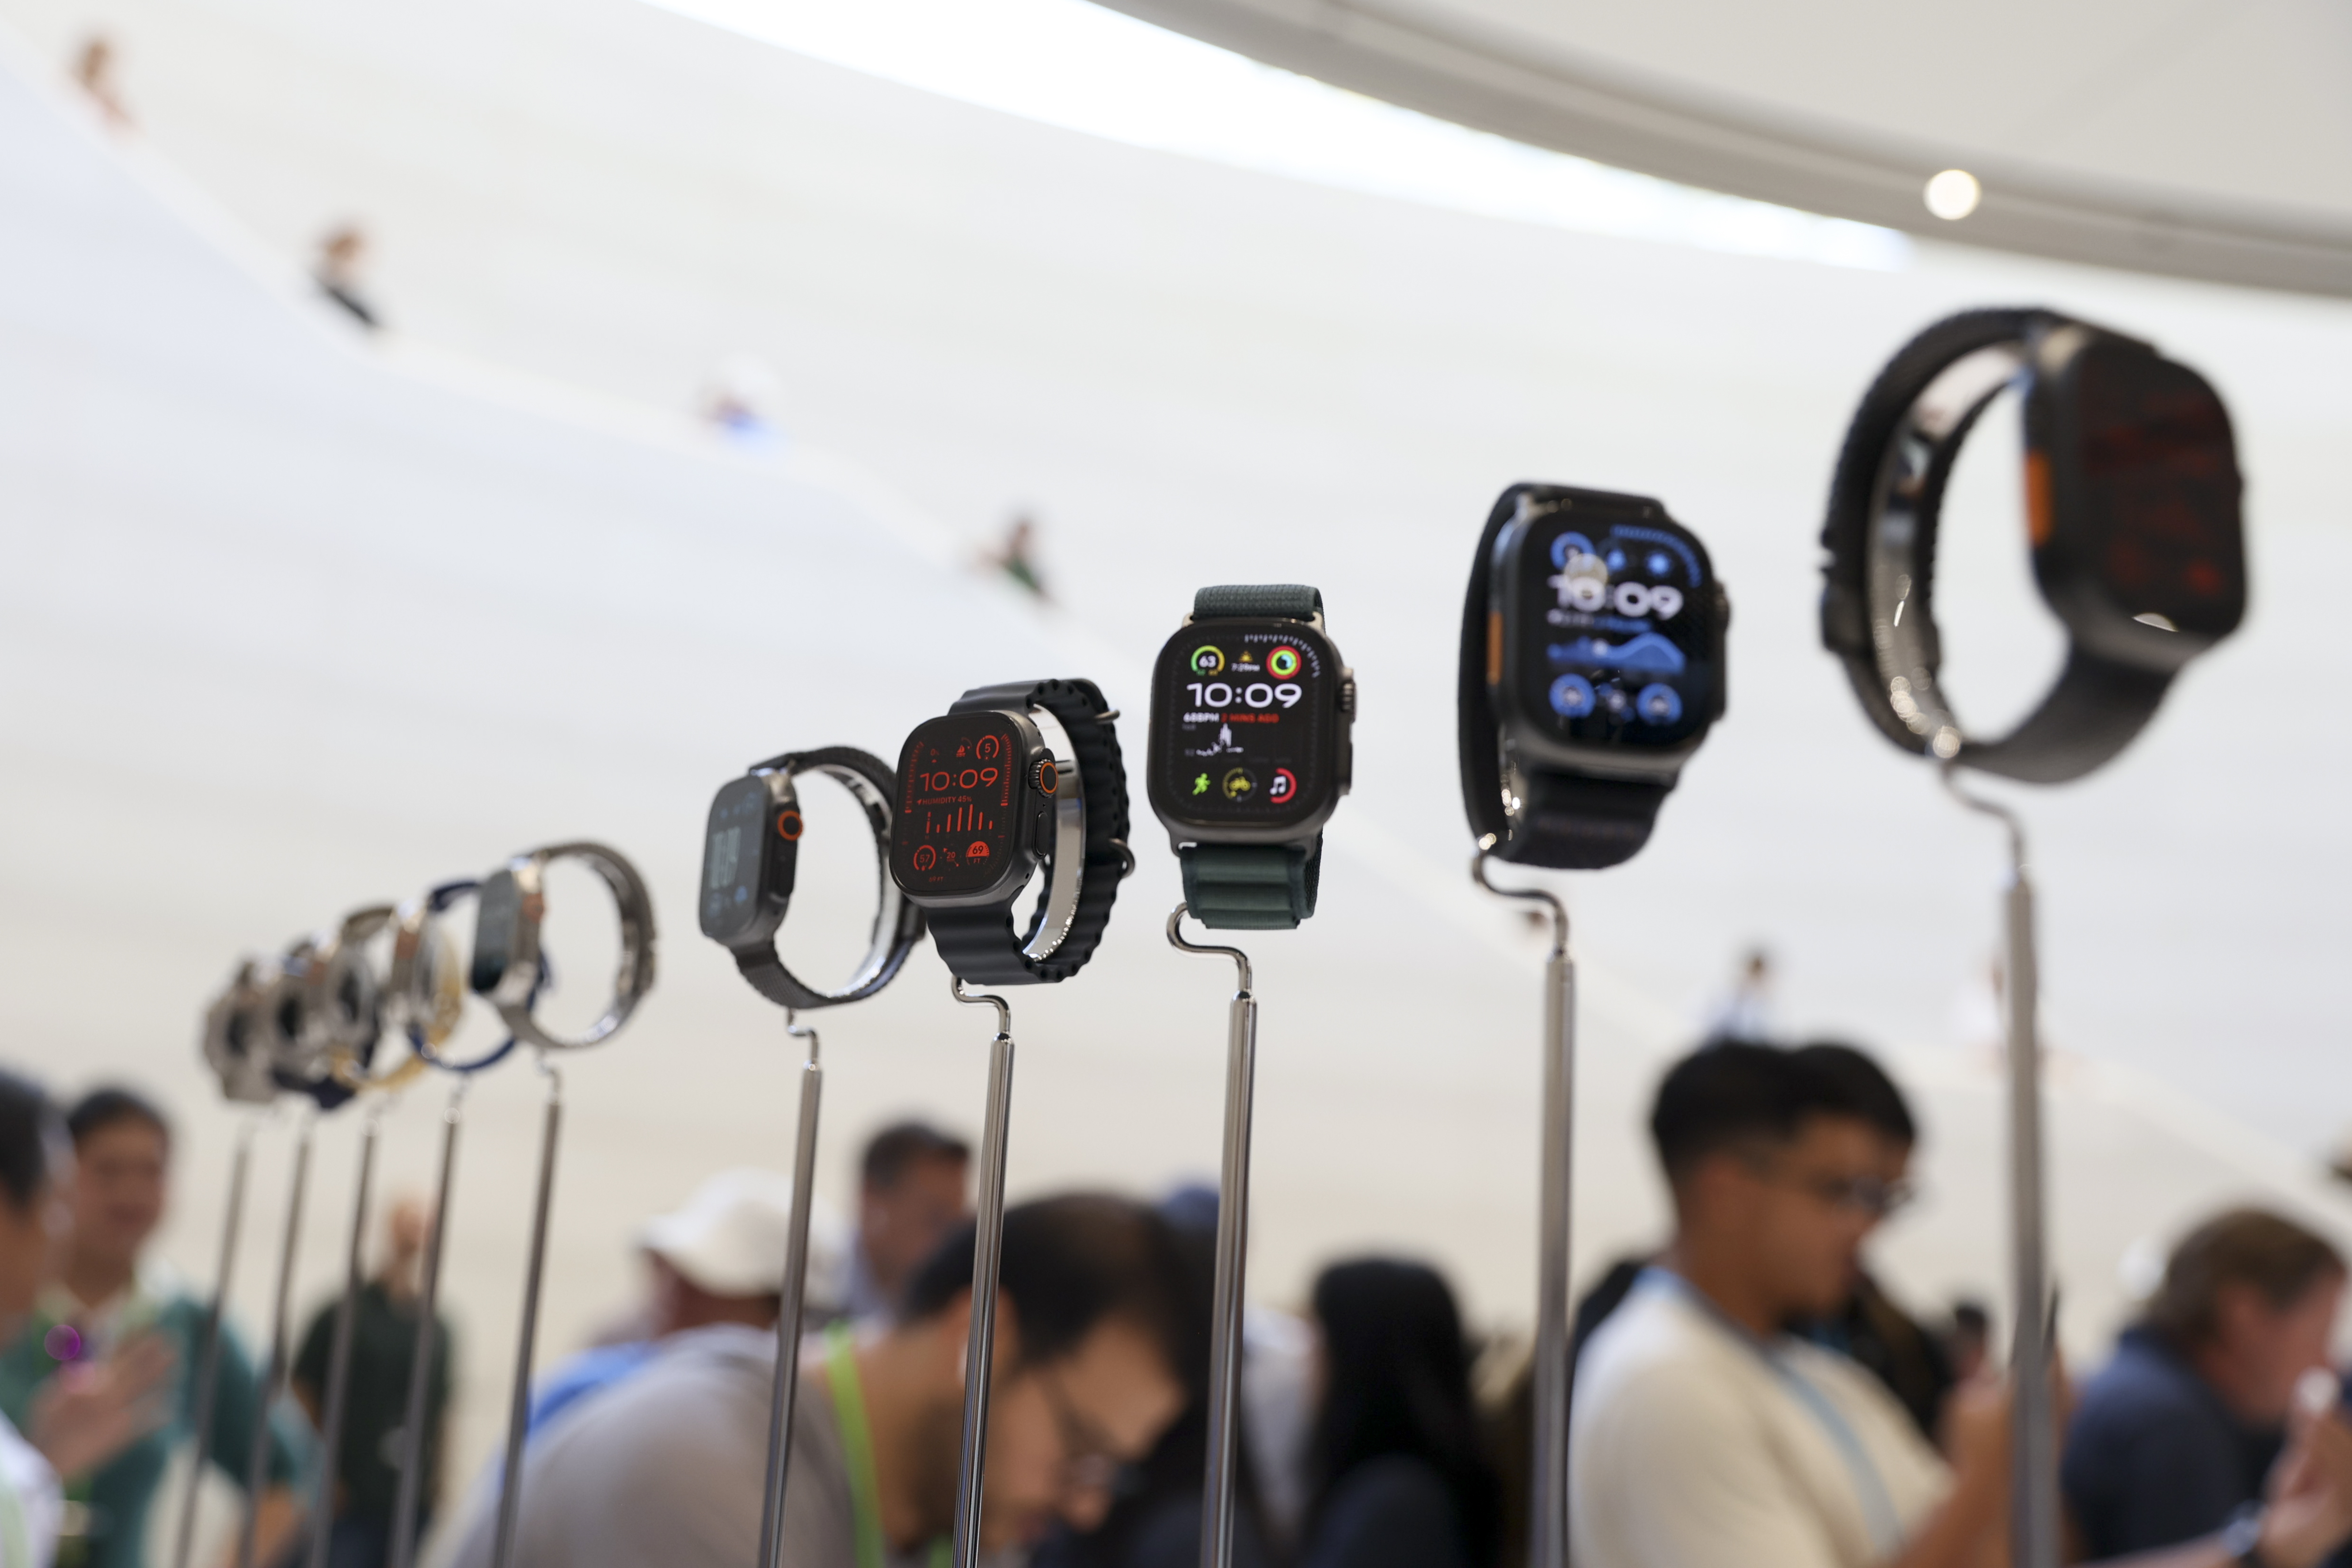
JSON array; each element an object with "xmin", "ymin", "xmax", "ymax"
[{"xmin": 1924, "ymin": 169, "xmax": 1982, "ymax": 221}]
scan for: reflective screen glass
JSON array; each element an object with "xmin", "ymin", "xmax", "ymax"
[
  {"xmin": 1514, "ymin": 517, "xmax": 1712, "ymax": 748},
  {"xmin": 699, "ymin": 774, "xmax": 794, "ymax": 943},
  {"xmin": 1153, "ymin": 621, "xmax": 1330, "ymax": 828},
  {"xmin": 2067, "ymin": 344, "xmax": 2245, "ymax": 637},
  {"xmin": 892, "ymin": 714, "xmax": 1026, "ymax": 897}
]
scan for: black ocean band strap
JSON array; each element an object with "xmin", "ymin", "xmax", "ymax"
[
  {"xmin": 926, "ymin": 679, "xmax": 1129, "ymax": 986},
  {"xmin": 1819, "ymin": 307, "xmax": 2176, "ymax": 784},
  {"xmin": 1180, "ymin": 584, "xmax": 1326, "ymax": 928},
  {"xmin": 733, "ymin": 747, "xmax": 926, "ymax": 1011},
  {"xmin": 1457, "ymin": 483, "xmax": 1674, "ymax": 870}
]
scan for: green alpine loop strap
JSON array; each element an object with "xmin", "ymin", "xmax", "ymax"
[
  {"xmin": 1193, "ymin": 583, "xmax": 1321, "ymax": 620},
  {"xmin": 1180, "ymin": 585, "xmax": 1327, "ymax": 930},
  {"xmin": 824, "ymin": 1324, "xmax": 950, "ymax": 1568}
]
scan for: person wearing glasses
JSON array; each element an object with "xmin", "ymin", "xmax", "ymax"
[
  {"xmin": 1569, "ymin": 1042, "xmax": 2005, "ymax": 1568},
  {"xmin": 444, "ymin": 1193, "xmax": 1189, "ymax": 1568}
]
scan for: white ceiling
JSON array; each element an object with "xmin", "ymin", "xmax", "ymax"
[{"xmin": 1090, "ymin": 0, "xmax": 2352, "ymax": 294}]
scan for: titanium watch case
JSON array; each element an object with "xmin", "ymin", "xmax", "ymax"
[
  {"xmin": 1489, "ymin": 489, "xmax": 1729, "ymax": 784},
  {"xmin": 471, "ymin": 841, "xmax": 659, "ymax": 1051},
  {"xmin": 699, "ymin": 749, "xmax": 925, "ymax": 1008},
  {"xmin": 1146, "ymin": 614, "xmax": 1354, "ymax": 849},
  {"xmin": 201, "ymin": 958, "xmax": 288, "ymax": 1106},
  {"xmin": 888, "ymin": 710, "xmax": 1063, "ymax": 912},
  {"xmin": 1820, "ymin": 307, "xmax": 2245, "ymax": 781}
]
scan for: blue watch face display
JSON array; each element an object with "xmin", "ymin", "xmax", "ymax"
[
  {"xmin": 1507, "ymin": 514, "xmax": 1716, "ymax": 749},
  {"xmin": 1150, "ymin": 619, "xmax": 1336, "ymax": 830}
]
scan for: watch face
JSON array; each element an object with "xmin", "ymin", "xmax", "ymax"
[
  {"xmin": 1151, "ymin": 620, "xmax": 1335, "ymax": 830},
  {"xmin": 1505, "ymin": 514, "xmax": 1717, "ymax": 749},
  {"xmin": 891, "ymin": 712, "xmax": 1031, "ymax": 900},
  {"xmin": 699, "ymin": 773, "xmax": 798, "ymax": 945},
  {"xmin": 469, "ymin": 868, "xmax": 522, "ymax": 996},
  {"xmin": 2050, "ymin": 340, "xmax": 2245, "ymax": 639}
]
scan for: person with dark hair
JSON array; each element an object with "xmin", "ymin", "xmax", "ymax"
[
  {"xmin": 0, "ymin": 1086, "xmax": 306, "ymax": 1568},
  {"xmin": 1294, "ymin": 1258, "xmax": 1499, "ymax": 1568},
  {"xmin": 0, "ymin": 1072, "xmax": 182, "ymax": 1568},
  {"xmin": 848, "ymin": 1121, "xmax": 972, "ymax": 1322},
  {"xmin": 444, "ymin": 1193, "xmax": 1189, "ymax": 1567},
  {"xmin": 2064, "ymin": 1207, "xmax": 2352, "ymax": 1560},
  {"xmin": 1570, "ymin": 1042, "xmax": 2006, "ymax": 1568},
  {"xmin": 1568, "ymin": 1042, "xmax": 1951, "ymax": 1439}
]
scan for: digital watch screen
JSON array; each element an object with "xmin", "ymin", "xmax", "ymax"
[
  {"xmin": 2042, "ymin": 338, "xmax": 2245, "ymax": 642},
  {"xmin": 1151, "ymin": 621, "xmax": 1335, "ymax": 831},
  {"xmin": 891, "ymin": 712, "xmax": 1039, "ymax": 900},
  {"xmin": 1507, "ymin": 516, "xmax": 1716, "ymax": 750},
  {"xmin": 698, "ymin": 772, "xmax": 800, "ymax": 946}
]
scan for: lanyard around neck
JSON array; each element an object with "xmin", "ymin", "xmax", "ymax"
[{"xmin": 822, "ymin": 1325, "xmax": 951, "ymax": 1568}]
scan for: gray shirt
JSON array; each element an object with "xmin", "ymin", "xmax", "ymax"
[{"xmin": 443, "ymin": 1323, "xmax": 940, "ymax": 1568}]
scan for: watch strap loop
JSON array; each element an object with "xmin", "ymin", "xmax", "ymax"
[
  {"xmin": 1193, "ymin": 584, "xmax": 1321, "ymax": 621},
  {"xmin": 1179, "ymin": 839, "xmax": 1321, "ymax": 930}
]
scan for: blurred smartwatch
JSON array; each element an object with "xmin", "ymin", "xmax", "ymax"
[
  {"xmin": 1459, "ymin": 483, "xmax": 1728, "ymax": 868},
  {"xmin": 471, "ymin": 842, "xmax": 658, "ymax": 1050},
  {"xmin": 1820, "ymin": 307, "xmax": 2245, "ymax": 781}
]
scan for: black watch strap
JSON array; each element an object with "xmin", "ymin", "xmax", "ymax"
[
  {"xmin": 1178, "ymin": 585, "xmax": 1329, "ymax": 928},
  {"xmin": 927, "ymin": 679, "xmax": 1129, "ymax": 985},
  {"xmin": 1819, "ymin": 307, "xmax": 2176, "ymax": 784},
  {"xmin": 731, "ymin": 747, "xmax": 926, "ymax": 1010},
  {"xmin": 1458, "ymin": 483, "xmax": 1676, "ymax": 870}
]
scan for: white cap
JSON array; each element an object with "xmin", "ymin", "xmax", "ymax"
[{"xmin": 637, "ymin": 1167, "xmax": 850, "ymax": 1310}]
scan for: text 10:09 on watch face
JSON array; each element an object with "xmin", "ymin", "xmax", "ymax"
[
  {"xmin": 699, "ymin": 774, "xmax": 799, "ymax": 943},
  {"xmin": 1155, "ymin": 623, "xmax": 1328, "ymax": 827},
  {"xmin": 1519, "ymin": 519, "xmax": 1712, "ymax": 749},
  {"xmin": 892, "ymin": 714, "xmax": 1030, "ymax": 898}
]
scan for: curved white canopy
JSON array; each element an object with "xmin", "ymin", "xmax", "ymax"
[{"xmin": 1091, "ymin": 0, "xmax": 2352, "ymax": 295}]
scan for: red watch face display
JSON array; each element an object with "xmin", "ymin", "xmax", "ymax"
[
  {"xmin": 2056, "ymin": 341, "xmax": 2246, "ymax": 640},
  {"xmin": 892, "ymin": 713, "xmax": 1027, "ymax": 898}
]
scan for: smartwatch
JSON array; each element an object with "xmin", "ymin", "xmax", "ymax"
[
  {"xmin": 471, "ymin": 843, "xmax": 659, "ymax": 1050},
  {"xmin": 288, "ymin": 905, "xmax": 400, "ymax": 1101},
  {"xmin": 1458, "ymin": 483, "xmax": 1729, "ymax": 868},
  {"xmin": 889, "ymin": 680, "xmax": 1129, "ymax": 986},
  {"xmin": 1821, "ymin": 307, "xmax": 2246, "ymax": 782},
  {"xmin": 699, "ymin": 747, "xmax": 925, "ymax": 1009},
  {"xmin": 201, "ymin": 959, "xmax": 288, "ymax": 1106},
  {"xmin": 1146, "ymin": 585, "xmax": 1354, "ymax": 929},
  {"xmin": 390, "ymin": 879, "xmax": 517, "ymax": 1074}
]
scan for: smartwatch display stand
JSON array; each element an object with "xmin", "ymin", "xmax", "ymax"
[
  {"xmin": 303, "ymin": 1097, "xmax": 386, "ymax": 1568},
  {"xmin": 236, "ymin": 1106, "xmax": 316, "ymax": 1568},
  {"xmin": 1167, "ymin": 906, "xmax": 1258, "ymax": 1568},
  {"xmin": 167, "ymin": 1112, "xmax": 262, "ymax": 1568},
  {"xmin": 1941, "ymin": 767, "xmax": 2060, "ymax": 1568},
  {"xmin": 949, "ymin": 976, "xmax": 1019, "ymax": 1568},
  {"xmin": 1470, "ymin": 851, "xmax": 1575, "ymax": 1568},
  {"xmin": 386, "ymin": 1077, "xmax": 467, "ymax": 1568},
  {"xmin": 754, "ymin": 1009, "xmax": 827, "ymax": 1568}
]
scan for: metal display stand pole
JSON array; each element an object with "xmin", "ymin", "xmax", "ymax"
[
  {"xmin": 1943, "ymin": 769, "xmax": 2057, "ymax": 1568},
  {"xmin": 169, "ymin": 1114, "xmax": 263, "ymax": 1568},
  {"xmin": 236, "ymin": 1111, "xmax": 316, "ymax": 1568},
  {"xmin": 304, "ymin": 1102, "xmax": 385, "ymax": 1568},
  {"xmin": 1166, "ymin": 906, "xmax": 1257, "ymax": 1568},
  {"xmin": 948, "ymin": 976, "xmax": 1017, "ymax": 1568},
  {"xmin": 488, "ymin": 1055, "xmax": 564, "ymax": 1568},
  {"xmin": 387, "ymin": 1080, "xmax": 465, "ymax": 1568},
  {"xmin": 1472, "ymin": 853, "xmax": 1574, "ymax": 1568},
  {"xmin": 756, "ymin": 1011, "xmax": 828, "ymax": 1568}
]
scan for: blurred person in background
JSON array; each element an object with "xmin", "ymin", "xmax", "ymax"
[
  {"xmin": 288, "ymin": 1196, "xmax": 451, "ymax": 1568},
  {"xmin": 1945, "ymin": 1300, "xmax": 1991, "ymax": 1385},
  {"xmin": 0, "ymin": 1088, "xmax": 303, "ymax": 1568},
  {"xmin": 1700, "ymin": 948, "xmax": 1775, "ymax": 1042},
  {"xmin": 444, "ymin": 1193, "xmax": 1189, "ymax": 1568},
  {"xmin": 2064, "ymin": 1207, "xmax": 2351, "ymax": 1559},
  {"xmin": 0, "ymin": 1069, "xmax": 172, "ymax": 1568},
  {"xmin": 1569, "ymin": 1040, "xmax": 1956, "ymax": 1441},
  {"xmin": 314, "ymin": 227, "xmax": 380, "ymax": 331},
  {"xmin": 70, "ymin": 38, "xmax": 128, "ymax": 128},
  {"xmin": 847, "ymin": 1122, "xmax": 969, "ymax": 1323},
  {"xmin": 1294, "ymin": 1258, "xmax": 1499, "ymax": 1568},
  {"xmin": 979, "ymin": 515, "xmax": 1050, "ymax": 602}
]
